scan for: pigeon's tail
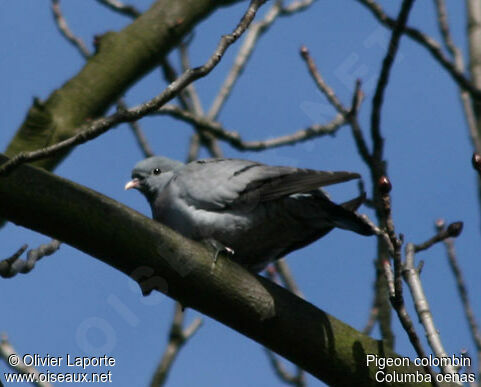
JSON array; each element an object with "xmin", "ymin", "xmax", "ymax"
[{"xmin": 327, "ymin": 194, "xmax": 374, "ymax": 236}]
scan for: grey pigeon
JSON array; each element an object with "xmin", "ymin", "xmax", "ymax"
[{"xmin": 125, "ymin": 156, "xmax": 373, "ymax": 272}]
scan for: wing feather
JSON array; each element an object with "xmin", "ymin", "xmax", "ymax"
[{"xmin": 175, "ymin": 158, "xmax": 360, "ymax": 210}]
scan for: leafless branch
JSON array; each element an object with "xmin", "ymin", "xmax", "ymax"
[
  {"xmin": 433, "ymin": 0, "xmax": 481, "ymax": 152},
  {"xmin": 179, "ymin": 39, "xmax": 223, "ymax": 158},
  {"xmin": 179, "ymin": 41, "xmax": 204, "ymax": 117},
  {"xmin": 0, "ymin": 0, "xmax": 267, "ymax": 176},
  {"xmin": 150, "ymin": 303, "xmax": 203, "ymax": 386},
  {"xmin": 436, "ymin": 221, "xmax": 481, "ymax": 368},
  {"xmin": 300, "ymin": 46, "xmax": 348, "ymax": 115},
  {"xmin": 157, "ymin": 104, "xmax": 346, "ymax": 151},
  {"xmin": 355, "ymin": 0, "xmax": 481, "ymax": 100},
  {"xmin": 378, "ymin": 180, "xmax": 438, "ymax": 383},
  {"xmin": 95, "ymin": 0, "xmax": 140, "ymax": 18},
  {"xmin": 274, "ymin": 259, "xmax": 303, "ymax": 299},
  {"xmin": 0, "ymin": 240, "xmax": 61, "ymax": 278},
  {"xmin": 413, "ymin": 221, "xmax": 463, "ymax": 252},
  {"xmin": 433, "ymin": 0, "xmax": 460, "ymax": 59},
  {"xmin": 50, "ymin": 0, "xmax": 154, "ymax": 158},
  {"xmin": 404, "ymin": 243, "xmax": 458, "ymax": 376},
  {"xmin": 117, "ymin": 99, "xmax": 155, "ymax": 157},
  {"xmin": 264, "ymin": 349, "xmax": 306, "ymax": 387},
  {"xmin": 370, "ymin": 0, "xmax": 415, "ymax": 162},
  {"xmin": 0, "ymin": 333, "xmax": 53, "ymax": 387},
  {"xmin": 208, "ymin": 0, "xmax": 315, "ymax": 120},
  {"xmin": 299, "ymin": 49, "xmax": 372, "ymax": 164},
  {"xmin": 51, "ymin": 0, "xmax": 90, "ymax": 59}
]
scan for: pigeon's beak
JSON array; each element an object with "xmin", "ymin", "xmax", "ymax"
[{"xmin": 124, "ymin": 178, "xmax": 140, "ymax": 190}]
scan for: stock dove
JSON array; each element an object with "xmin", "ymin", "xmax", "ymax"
[{"xmin": 125, "ymin": 156, "xmax": 373, "ymax": 272}]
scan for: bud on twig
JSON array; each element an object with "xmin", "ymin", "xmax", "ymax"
[
  {"xmin": 472, "ymin": 153, "xmax": 481, "ymax": 174},
  {"xmin": 300, "ymin": 45, "xmax": 309, "ymax": 59},
  {"xmin": 378, "ymin": 176, "xmax": 392, "ymax": 195},
  {"xmin": 447, "ymin": 221, "xmax": 463, "ymax": 238}
]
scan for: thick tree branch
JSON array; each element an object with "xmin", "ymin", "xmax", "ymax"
[
  {"xmin": 5, "ymin": 0, "xmax": 244, "ymax": 171},
  {"xmin": 0, "ymin": 0, "xmax": 265, "ymax": 176},
  {"xmin": 0, "ymin": 154, "xmax": 451, "ymax": 387}
]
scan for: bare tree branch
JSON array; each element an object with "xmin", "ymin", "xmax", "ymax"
[
  {"xmin": 51, "ymin": 0, "xmax": 90, "ymax": 59},
  {"xmin": 178, "ymin": 39, "xmax": 223, "ymax": 158},
  {"xmin": 355, "ymin": 0, "xmax": 481, "ymax": 99},
  {"xmin": 413, "ymin": 221, "xmax": 463, "ymax": 253},
  {"xmin": 50, "ymin": 0, "xmax": 155, "ymax": 158},
  {"xmin": 0, "ymin": 240, "xmax": 61, "ymax": 278},
  {"xmin": 436, "ymin": 220, "xmax": 481, "ymax": 374},
  {"xmin": 0, "ymin": 0, "xmax": 267, "ymax": 176},
  {"xmin": 208, "ymin": 0, "xmax": 316, "ymax": 120},
  {"xmin": 0, "ymin": 333, "xmax": 53, "ymax": 387},
  {"xmin": 299, "ymin": 49, "xmax": 372, "ymax": 164},
  {"xmin": 264, "ymin": 349, "xmax": 306, "ymax": 387},
  {"xmin": 433, "ymin": 0, "xmax": 481, "ymax": 153},
  {"xmin": 370, "ymin": 0, "xmax": 414, "ymax": 162},
  {"xmin": 150, "ymin": 303, "xmax": 203, "ymax": 387},
  {"xmin": 404, "ymin": 243, "xmax": 458, "ymax": 376},
  {"xmin": 0, "ymin": 154, "xmax": 445, "ymax": 386},
  {"xmin": 377, "ymin": 177, "xmax": 438, "ymax": 385},
  {"xmin": 157, "ymin": 104, "xmax": 346, "ymax": 151}
]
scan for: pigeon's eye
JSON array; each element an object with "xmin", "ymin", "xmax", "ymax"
[{"xmin": 153, "ymin": 168, "xmax": 161, "ymax": 175}]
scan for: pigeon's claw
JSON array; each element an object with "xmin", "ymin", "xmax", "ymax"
[{"xmin": 207, "ymin": 239, "xmax": 235, "ymax": 266}]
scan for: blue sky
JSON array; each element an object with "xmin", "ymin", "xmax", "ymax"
[{"xmin": 1, "ymin": 1, "xmax": 480, "ymax": 386}]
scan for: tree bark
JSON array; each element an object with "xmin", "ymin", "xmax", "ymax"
[
  {"xmin": 4, "ymin": 0, "xmax": 242, "ymax": 171},
  {"xmin": 0, "ymin": 154, "xmax": 455, "ymax": 387}
]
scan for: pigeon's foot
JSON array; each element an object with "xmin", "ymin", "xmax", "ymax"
[{"xmin": 205, "ymin": 239, "xmax": 235, "ymax": 268}]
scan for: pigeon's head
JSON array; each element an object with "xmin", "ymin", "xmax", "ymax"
[{"xmin": 125, "ymin": 156, "xmax": 183, "ymax": 201}]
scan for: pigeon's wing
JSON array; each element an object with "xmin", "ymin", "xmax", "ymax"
[{"xmin": 174, "ymin": 158, "xmax": 360, "ymax": 210}]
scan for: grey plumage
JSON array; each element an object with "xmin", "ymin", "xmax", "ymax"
[{"xmin": 125, "ymin": 156, "xmax": 373, "ymax": 272}]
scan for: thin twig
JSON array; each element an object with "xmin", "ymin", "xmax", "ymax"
[
  {"xmin": 95, "ymin": 0, "xmax": 140, "ymax": 18},
  {"xmin": 179, "ymin": 39, "xmax": 223, "ymax": 158},
  {"xmin": 404, "ymin": 243, "xmax": 458, "ymax": 376},
  {"xmin": 355, "ymin": 0, "xmax": 481, "ymax": 100},
  {"xmin": 0, "ymin": 240, "xmax": 61, "ymax": 278},
  {"xmin": 0, "ymin": 333, "xmax": 53, "ymax": 387},
  {"xmin": 433, "ymin": 0, "xmax": 460, "ymax": 59},
  {"xmin": 370, "ymin": 0, "xmax": 415, "ymax": 162},
  {"xmin": 264, "ymin": 349, "xmax": 306, "ymax": 387},
  {"xmin": 413, "ymin": 221, "xmax": 463, "ymax": 253},
  {"xmin": 117, "ymin": 99, "xmax": 154, "ymax": 157},
  {"xmin": 433, "ymin": 0, "xmax": 481, "ymax": 152},
  {"xmin": 150, "ymin": 303, "xmax": 203, "ymax": 386},
  {"xmin": 50, "ymin": 0, "xmax": 154, "ymax": 158},
  {"xmin": 436, "ymin": 221, "xmax": 481, "ymax": 369},
  {"xmin": 0, "ymin": 0, "xmax": 267, "ymax": 176},
  {"xmin": 157, "ymin": 104, "xmax": 346, "ymax": 151},
  {"xmin": 379, "ymin": 186, "xmax": 438, "ymax": 383},
  {"xmin": 51, "ymin": 0, "xmax": 90, "ymax": 59},
  {"xmin": 299, "ymin": 49, "xmax": 372, "ymax": 164},
  {"xmin": 208, "ymin": 0, "xmax": 315, "ymax": 120},
  {"xmin": 300, "ymin": 46, "xmax": 348, "ymax": 115},
  {"xmin": 367, "ymin": 4, "xmax": 438, "ymax": 381},
  {"xmin": 274, "ymin": 259, "xmax": 303, "ymax": 299}
]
